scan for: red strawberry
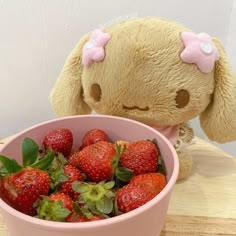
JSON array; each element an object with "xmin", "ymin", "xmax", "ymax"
[
  {"xmin": 120, "ymin": 140, "xmax": 158, "ymax": 175},
  {"xmin": 116, "ymin": 182, "xmax": 157, "ymax": 213},
  {"xmin": 67, "ymin": 214, "xmax": 103, "ymax": 222},
  {"xmin": 0, "ymin": 167, "xmax": 50, "ymax": 216},
  {"xmin": 130, "ymin": 173, "xmax": 167, "ymax": 194},
  {"xmin": 67, "ymin": 150, "xmax": 80, "ymax": 168},
  {"xmin": 48, "ymin": 192, "xmax": 73, "ymax": 211},
  {"xmin": 42, "ymin": 128, "xmax": 73, "ymax": 157},
  {"xmin": 82, "ymin": 129, "xmax": 109, "ymax": 148},
  {"xmin": 59, "ymin": 165, "xmax": 83, "ymax": 198},
  {"xmin": 73, "ymin": 191, "xmax": 81, "ymax": 201},
  {"xmin": 36, "ymin": 193, "xmax": 73, "ymax": 222},
  {"xmin": 0, "ymin": 137, "xmax": 54, "ymax": 216},
  {"xmin": 75, "ymin": 141, "xmax": 115, "ymax": 182}
]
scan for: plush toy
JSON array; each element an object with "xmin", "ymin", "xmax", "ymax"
[{"xmin": 49, "ymin": 17, "xmax": 236, "ymax": 180}]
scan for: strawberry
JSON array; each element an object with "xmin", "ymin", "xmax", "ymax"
[
  {"xmin": 76, "ymin": 141, "xmax": 115, "ymax": 182},
  {"xmin": 42, "ymin": 128, "xmax": 73, "ymax": 157},
  {"xmin": 120, "ymin": 140, "xmax": 158, "ymax": 175},
  {"xmin": 130, "ymin": 173, "xmax": 167, "ymax": 194},
  {"xmin": 73, "ymin": 191, "xmax": 81, "ymax": 201},
  {"xmin": 116, "ymin": 182, "xmax": 157, "ymax": 213},
  {"xmin": 35, "ymin": 192, "xmax": 73, "ymax": 222},
  {"xmin": 58, "ymin": 165, "xmax": 83, "ymax": 198},
  {"xmin": 0, "ymin": 167, "xmax": 50, "ymax": 216},
  {"xmin": 82, "ymin": 129, "xmax": 109, "ymax": 148},
  {"xmin": 0, "ymin": 137, "xmax": 54, "ymax": 216},
  {"xmin": 70, "ymin": 143, "xmax": 133, "ymax": 185},
  {"xmin": 67, "ymin": 150, "xmax": 80, "ymax": 168},
  {"xmin": 48, "ymin": 192, "xmax": 73, "ymax": 211},
  {"xmin": 67, "ymin": 213, "xmax": 103, "ymax": 222}
]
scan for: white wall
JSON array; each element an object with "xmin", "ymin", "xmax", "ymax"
[
  {"xmin": 0, "ymin": 0, "xmax": 235, "ymax": 155},
  {"xmin": 210, "ymin": 0, "xmax": 236, "ymax": 155}
]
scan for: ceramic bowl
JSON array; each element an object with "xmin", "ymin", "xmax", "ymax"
[{"xmin": 0, "ymin": 115, "xmax": 179, "ymax": 236}]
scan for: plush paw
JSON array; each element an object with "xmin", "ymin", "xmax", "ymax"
[{"xmin": 177, "ymin": 150, "xmax": 193, "ymax": 180}]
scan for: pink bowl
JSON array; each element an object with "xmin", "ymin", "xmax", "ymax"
[{"xmin": 0, "ymin": 115, "xmax": 179, "ymax": 236}]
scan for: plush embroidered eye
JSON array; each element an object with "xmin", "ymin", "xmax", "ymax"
[
  {"xmin": 175, "ymin": 89, "xmax": 190, "ymax": 108},
  {"xmin": 90, "ymin": 83, "xmax": 102, "ymax": 102}
]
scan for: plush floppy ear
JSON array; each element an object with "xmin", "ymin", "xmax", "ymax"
[
  {"xmin": 50, "ymin": 34, "xmax": 92, "ymax": 117},
  {"xmin": 200, "ymin": 38, "xmax": 236, "ymax": 143}
]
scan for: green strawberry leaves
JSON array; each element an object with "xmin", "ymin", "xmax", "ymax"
[
  {"xmin": 149, "ymin": 138, "xmax": 166, "ymax": 175},
  {"xmin": 0, "ymin": 156, "xmax": 22, "ymax": 175},
  {"xmin": 22, "ymin": 137, "xmax": 55, "ymax": 170},
  {"xmin": 72, "ymin": 202, "xmax": 94, "ymax": 219},
  {"xmin": 96, "ymin": 195, "xmax": 113, "ymax": 214},
  {"xmin": 73, "ymin": 182, "xmax": 90, "ymax": 193},
  {"xmin": 31, "ymin": 151, "xmax": 55, "ymax": 170},
  {"xmin": 22, "ymin": 137, "xmax": 39, "ymax": 166},
  {"xmin": 47, "ymin": 153, "xmax": 67, "ymax": 172},
  {"xmin": 47, "ymin": 153, "xmax": 69, "ymax": 190},
  {"xmin": 35, "ymin": 196, "xmax": 71, "ymax": 222},
  {"xmin": 49, "ymin": 168, "xmax": 69, "ymax": 190},
  {"xmin": 0, "ymin": 137, "xmax": 55, "ymax": 176},
  {"xmin": 72, "ymin": 181, "xmax": 115, "ymax": 215},
  {"xmin": 112, "ymin": 143, "xmax": 134, "ymax": 183},
  {"xmin": 157, "ymin": 153, "xmax": 166, "ymax": 175},
  {"xmin": 0, "ymin": 165, "xmax": 8, "ymax": 176},
  {"xmin": 104, "ymin": 181, "xmax": 115, "ymax": 190},
  {"xmin": 115, "ymin": 167, "xmax": 134, "ymax": 182}
]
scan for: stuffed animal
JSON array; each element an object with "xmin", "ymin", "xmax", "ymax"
[{"xmin": 49, "ymin": 17, "xmax": 236, "ymax": 180}]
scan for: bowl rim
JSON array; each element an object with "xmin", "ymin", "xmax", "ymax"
[{"xmin": 0, "ymin": 114, "xmax": 179, "ymax": 230}]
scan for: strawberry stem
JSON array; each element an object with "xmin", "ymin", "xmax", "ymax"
[
  {"xmin": 35, "ymin": 196, "xmax": 71, "ymax": 222},
  {"xmin": 49, "ymin": 168, "xmax": 69, "ymax": 190},
  {"xmin": 72, "ymin": 181, "xmax": 115, "ymax": 215}
]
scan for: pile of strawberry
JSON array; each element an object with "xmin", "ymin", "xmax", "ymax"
[{"xmin": 0, "ymin": 128, "xmax": 167, "ymax": 222}]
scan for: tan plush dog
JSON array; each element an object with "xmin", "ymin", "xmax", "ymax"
[{"xmin": 50, "ymin": 17, "xmax": 236, "ymax": 180}]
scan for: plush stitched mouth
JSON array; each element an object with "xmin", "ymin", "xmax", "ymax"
[{"xmin": 122, "ymin": 105, "xmax": 149, "ymax": 111}]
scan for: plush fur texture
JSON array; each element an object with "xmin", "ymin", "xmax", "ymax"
[{"xmin": 50, "ymin": 17, "xmax": 236, "ymax": 180}]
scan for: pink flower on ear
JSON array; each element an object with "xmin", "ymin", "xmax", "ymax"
[
  {"xmin": 180, "ymin": 32, "xmax": 219, "ymax": 73},
  {"xmin": 82, "ymin": 29, "xmax": 111, "ymax": 66}
]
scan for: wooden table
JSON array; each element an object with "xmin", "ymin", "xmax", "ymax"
[{"xmin": 0, "ymin": 137, "xmax": 236, "ymax": 236}]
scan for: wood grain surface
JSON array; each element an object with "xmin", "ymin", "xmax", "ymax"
[
  {"xmin": 0, "ymin": 137, "xmax": 236, "ymax": 236},
  {"xmin": 161, "ymin": 215, "xmax": 236, "ymax": 236}
]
